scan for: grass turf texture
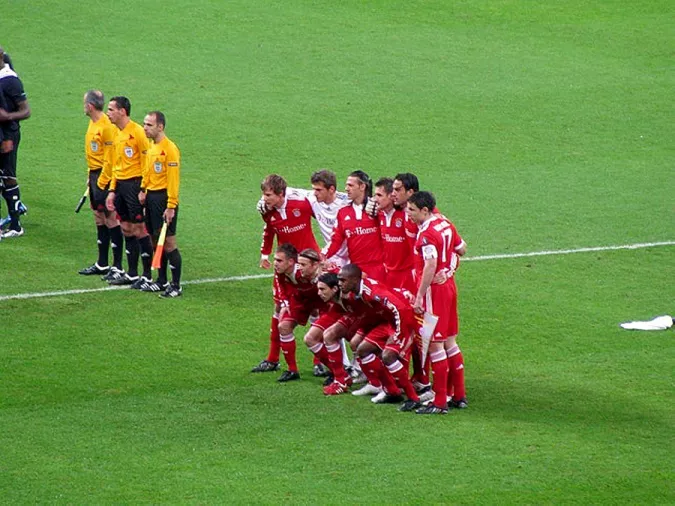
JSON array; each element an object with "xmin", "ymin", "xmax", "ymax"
[{"xmin": 1, "ymin": 0, "xmax": 673, "ymax": 503}]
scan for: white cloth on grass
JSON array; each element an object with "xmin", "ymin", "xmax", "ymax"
[{"xmin": 620, "ymin": 315, "xmax": 673, "ymax": 331}]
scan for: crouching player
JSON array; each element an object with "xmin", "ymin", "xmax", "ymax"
[
  {"xmin": 272, "ymin": 244, "xmax": 330, "ymax": 382},
  {"xmin": 336, "ymin": 264, "xmax": 421, "ymax": 411}
]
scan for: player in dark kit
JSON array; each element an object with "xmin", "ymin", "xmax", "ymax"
[
  {"xmin": 0, "ymin": 45, "xmax": 30, "ymax": 238},
  {"xmin": 139, "ymin": 111, "xmax": 183, "ymax": 298}
]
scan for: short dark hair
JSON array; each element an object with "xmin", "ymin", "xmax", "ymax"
[
  {"xmin": 375, "ymin": 177, "xmax": 393, "ymax": 194},
  {"xmin": 84, "ymin": 90, "xmax": 105, "ymax": 111},
  {"xmin": 310, "ymin": 169, "xmax": 337, "ymax": 190},
  {"xmin": 261, "ymin": 174, "xmax": 287, "ymax": 195},
  {"xmin": 394, "ymin": 173, "xmax": 419, "ymax": 193},
  {"xmin": 339, "ymin": 263, "xmax": 362, "ymax": 280},
  {"xmin": 147, "ymin": 110, "xmax": 166, "ymax": 127},
  {"xmin": 110, "ymin": 96, "xmax": 131, "ymax": 116},
  {"xmin": 407, "ymin": 190, "xmax": 435, "ymax": 212},
  {"xmin": 276, "ymin": 243, "xmax": 298, "ymax": 261},
  {"xmin": 298, "ymin": 248, "xmax": 320, "ymax": 262},
  {"xmin": 318, "ymin": 271, "xmax": 339, "ymax": 289}
]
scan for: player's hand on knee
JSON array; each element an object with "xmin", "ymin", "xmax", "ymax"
[{"xmin": 0, "ymin": 139, "xmax": 13, "ymax": 153}]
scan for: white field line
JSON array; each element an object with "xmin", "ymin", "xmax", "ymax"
[{"xmin": 1, "ymin": 240, "xmax": 673, "ymax": 302}]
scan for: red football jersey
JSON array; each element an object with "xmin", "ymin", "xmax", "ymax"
[
  {"xmin": 378, "ymin": 208, "xmax": 414, "ymax": 273},
  {"xmin": 324, "ymin": 203, "xmax": 383, "ymax": 268},
  {"xmin": 413, "ymin": 216, "xmax": 462, "ymax": 281},
  {"xmin": 260, "ymin": 193, "xmax": 320, "ymax": 255},
  {"xmin": 341, "ymin": 278, "xmax": 416, "ymax": 342}
]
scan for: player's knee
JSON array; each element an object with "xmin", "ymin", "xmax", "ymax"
[
  {"xmin": 278, "ymin": 321, "xmax": 294, "ymax": 335},
  {"xmin": 303, "ymin": 330, "xmax": 319, "ymax": 347},
  {"xmin": 381, "ymin": 349, "xmax": 396, "ymax": 365}
]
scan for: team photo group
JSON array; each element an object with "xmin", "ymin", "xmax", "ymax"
[{"xmin": 252, "ymin": 169, "xmax": 467, "ymax": 415}]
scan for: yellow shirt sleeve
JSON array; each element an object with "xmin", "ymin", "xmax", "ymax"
[
  {"xmin": 97, "ymin": 120, "xmax": 117, "ymax": 189},
  {"xmin": 166, "ymin": 141, "xmax": 181, "ymax": 209}
]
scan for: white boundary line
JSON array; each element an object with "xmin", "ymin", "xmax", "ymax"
[{"xmin": 1, "ymin": 240, "xmax": 673, "ymax": 302}]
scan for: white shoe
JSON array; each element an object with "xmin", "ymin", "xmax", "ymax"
[
  {"xmin": 350, "ymin": 370, "xmax": 368, "ymax": 384},
  {"xmin": 419, "ymin": 389, "xmax": 435, "ymax": 403},
  {"xmin": 352, "ymin": 383, "xmax": 382, "ymax": 397},
  {"xmin": 2, "ymin": 227, "xmax": 24, "ymax": 238},
  {"xmin": 371, "ymin": 391, "xmax": 388, "ymax": 403}
]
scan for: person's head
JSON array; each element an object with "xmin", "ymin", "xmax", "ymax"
[
  {"xmin": 392, "ymin": 172, "xmax": 419, "ymax": 207},
  {"xmin": 310, "ymin": 169, "xmax": 337, "ymax": 203},
  {"xmin": 0, "ymin": 46, "xmax": 5, "ymax": 67},
  {"xmin": 274, "ymin": 243, "xmax": 298, "ymax": 274},
  {"xmin": 107, "ymin": 96, "xmax": 131, "ymax": 127},
  {"xmin": 261, "ymin": 174, "xmax": 287, "ymax": 209},
  {"xmin": 317, "ymin": 272, "xmax": 340, "ymax": 302},
  {"xmin": 338, "ymin": 263, "xmax": 362, "ymax": 294},
  {"xmin": 374, "ymin": 177, "xmax": 394, "ymax": 212},
  {"xmin": 345, "ymin": 170, "xmax": 372, "ymax": 205},
  {"xmin": 297, "ymin": 248, "xmax": 321, "ymax": 278},
  {"xmin": 406, "ymin": 191, "xmax": 436, "ymax": 225},
  {"xmin": 143, "ymin": 111, "xmax": 166, "ymax": 142},
  {"xmin": 83, "ymin": 90, "xmax": 105, "ymax": 117}
]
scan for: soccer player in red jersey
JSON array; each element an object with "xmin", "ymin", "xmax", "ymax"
[
  {"xmin": 252, "ymin": 175, "xmax": 321, "ymax": 374},
  {"xmin": 324, "ymin": 171, "xmax": 385, "ymax": 282},
  {"xmin": 407, "ymin": 191, "xmax": 467, "ymax": 414},
  {"xmin": 271, "ymin": 245, "xmax": 329, "ymax": 382},
  {"xmin": 336, "ymin": 264, "xmax": 422, "ymax": 410},
  {"xmin": 373, "ymin": 177, "xmax": 416, "ymax": 294}
]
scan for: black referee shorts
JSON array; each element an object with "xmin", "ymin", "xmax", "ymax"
[
  {"xmin": 0, "ymin": 130, "xmax": 20, "ymax": 179},
  {"xmin": 88, "ymin": 169, "xmax": 108, "ymax": 212},
  {"xmin": 113, "ymin": 177, "xmax": 144, "ymax": 223},
  {"xmin": 145, "ymin": 189, "xmax": 178, "ymax": 237}
]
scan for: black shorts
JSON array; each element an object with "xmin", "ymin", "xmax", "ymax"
[
  {"xmin": 88, "ymin": 169, "xmax": 109, "ymax": 212},
  {"xmin": 0, "ymin": 130, "xmax": 20, "ymax": 180},
  {"xmin": 145, "ymin": 189, "xmax": 178, "ymax": 237},
  {"xmin": 114, "ymin": 177, "xmax": 144, "ymax": 223}
]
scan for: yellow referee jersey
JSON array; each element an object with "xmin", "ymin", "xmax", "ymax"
[
  {"xmin": 84, "ymin": 113, "xmax": 116, "ymax": 186},
  {"xmin": 105, "ymin": 120, "xmax": 149, "ymax": 191},
  {"xmin": 143, "ymin": 136, "xmax": 181, "ymax": 209}
]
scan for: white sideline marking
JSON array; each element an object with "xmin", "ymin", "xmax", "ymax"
[{"xmin": 1, "ymin": 241, "xmax": 673, "ymax": 302}]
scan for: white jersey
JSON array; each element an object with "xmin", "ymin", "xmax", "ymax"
[{"xmin": 287, "ymin": 187, "xmax": 350, "ymax": 266}]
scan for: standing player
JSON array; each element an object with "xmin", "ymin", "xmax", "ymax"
[
  {"xmin": 0, "ymin": 45, "xmax": 30, "ymax": 238},
  {"xmin": 104, "ymin": 96, "xmax": 153, "ymax": 287},
  {"xmin": 251, "ymin": 174, "xmax": 320, "ymax": 373},
  {"xmin": 407, "ymin": 191, "xmax": 467, "ymax": 414},
  {"xmin": 323, "ymin": 170, "xmax": 385, "ymax": 281},
  {"xmin": 78, "ymin": 90, "xmax": 124, "ymax": 276},
  {"xmin": 373, "ymin": 177, "xmax": 415, "ymax": 293},
  {"xmin": 139, "ymin": 111, "xmax": 183, "ymax": 298}
]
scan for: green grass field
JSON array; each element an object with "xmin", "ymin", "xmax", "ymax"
[{"xmin": 1, "ymin": 1, "xmax": 673, "ymax": 503}]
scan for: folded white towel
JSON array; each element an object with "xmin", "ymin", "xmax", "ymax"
[{"xmin": 620, "ymin": 315, "xmax": 674, "ymax": 330}]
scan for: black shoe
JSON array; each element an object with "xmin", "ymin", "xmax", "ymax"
[
  {"xmin": 277, "ymin": 370, "xmax": 300, "ymax": 382},
  {"xmin": 399, "ymin": 399, "xmax": 422, "ymax": 412},
  {"xmin": 141, "ymin": 280, "xmax": 168, "ymax": 293},
  {"xmin": 416, "ymin": 404, "xmax": 448, "ymax": 415},
  {"xmin": 322, "ymin": 374, "xmax": 335, "ymax": 386},
  {"xmin": 251, "ymin": 360, "xmax": 280, "ymax": 373},
  {"xmin": 79, "ymin": 263, "xmax": 110, "ymax": 276},
  {"xmin": 160, "ymin": 284, "xmax": 183, "ymax": 298},
  {"xmin": 109, "ymin": 273, "xmax": 139, "ymax": 286},
  {"xmin": 130, "ymin": 276, "xmax": 152, "ymax": 290},
  {"xmin": 450, "ymin": 398, "xmax": 468, "ymax": 409},
  {"xmin": 313, "ymin": 363, "xmax": 329, "ymax": 377}
]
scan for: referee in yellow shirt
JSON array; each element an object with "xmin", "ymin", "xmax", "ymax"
[
  {"xmin": 78, "ymin": 90, "xmax": 124, "ymax": 276},
  {"xmin": 139, "ymin": 111, "xmax": 183, "ymax": 298},
  {"xmin": 104, "ymin": 96, "xmax": 154, "ymax": 288}
]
